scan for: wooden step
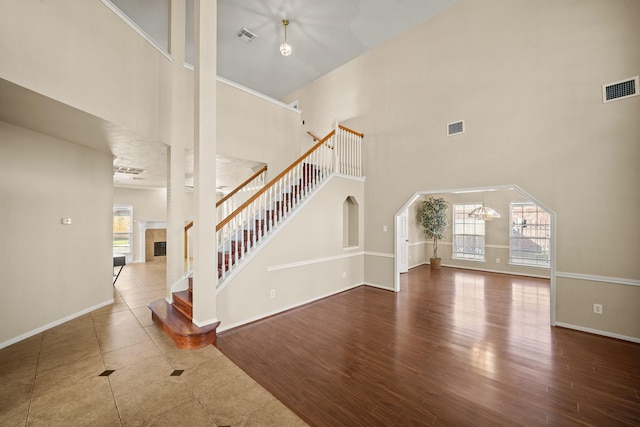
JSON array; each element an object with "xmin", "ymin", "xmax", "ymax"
[
  {"xmin": 172, "ymin": 290, "xmax": 192, "ymax": 319},
  {"xmin": 148, "ymin": 300, "xmax": 219, "ymax": 349}
]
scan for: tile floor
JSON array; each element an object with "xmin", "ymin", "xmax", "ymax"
[{"xmin": 0, "ymin": 259, "xmax": 307, "ymax": 426}]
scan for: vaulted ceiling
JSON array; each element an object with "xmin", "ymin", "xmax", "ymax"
[{"xmin": 1, "ymin": 0, "xmax": 460, "ymax": 190}]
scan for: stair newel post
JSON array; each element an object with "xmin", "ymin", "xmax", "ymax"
[
  {"xmin": 331, "ymin": 129, "xmax": 342, "ymax": 173},
  {"xmin": 356, "ymin": 131, "xmax": 361, "ymax": 176},
  {"xmin": 348, "ymin": 130, "xmax": 352, "ymax": 175}
]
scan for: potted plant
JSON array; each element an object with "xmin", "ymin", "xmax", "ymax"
[{"xmin": 419, "ymin": 196, "xmax": 449, "ymax": 269}]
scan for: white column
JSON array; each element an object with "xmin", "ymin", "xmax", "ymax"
[
  {"xmin": 192, "ymin": 0, "xmax": 218, "ymax": 326},
  {"xmin": 166, "ymin": 0, "xmax": 187, "ymax": 296}
]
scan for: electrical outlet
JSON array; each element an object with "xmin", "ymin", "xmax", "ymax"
[
  {"xmin": 383, "ymin": 225, "xmax": 387, "ymax": 232},
  {"xmin": 496, "ymin": 258, "xmax": 500, "ymax": 263},
  {"xmin": 342, "ymin": 271, "xmax": 346, "ymax": 278},
  {"xmin": 270, "ymin": 289, "xmax": 275, "ymax": 298},
  {"xmin": 593, "ymin": 303, "xmax": 603, "ymax": 314}
]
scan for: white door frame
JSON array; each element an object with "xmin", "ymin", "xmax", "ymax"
[
  {"xmin": 396, "ymin": 210, "xmax": 409, "ymax": 274},
  {"xmin": 393, "ymin": 184, "xmax": 557, "ymax": 326}
]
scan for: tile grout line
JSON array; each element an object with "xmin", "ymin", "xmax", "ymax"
[
  {"xmin": 114, "ymin": 273, "xmax": 219, "ymax": 425},
  {"xmin": 23, "ymin": 333, "xmax": 45, "ymax": 427},
  {"xmin": 91, "ymin": 298, "xmax": 124, "ymax": 426}
]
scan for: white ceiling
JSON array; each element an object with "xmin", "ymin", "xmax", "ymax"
[
  {"xmin": 1, "ymin": 0, "xmax": 459, "ymax": 190},
  {"xmin": 214, "ymin": 0, "xmax": 460, "ymax": 99}
]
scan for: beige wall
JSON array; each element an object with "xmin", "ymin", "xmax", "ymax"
[
  {"xmin": 287, "ymin": 0, "xmax": 640, "ymax": 339},
  {"xmin": 217, "ymin": 176, "xmax": 365, "ymax": 331},
  {"xmin": 217, "ymin": 82, "xmax": 303, "ymax": 180},
  {"xmin": 0, "ymin": 0, "xmax": 304, "ymax": 345},
  {"xmin": 0, "ymin": 0, "xmax": 171, "ymax": 143},
  {"xmin": 0, "ymin": 1, "xmax": 302, "ymax": 173},
  {"xmin": 0, "ymin": 122, "xmax": 113, "ymax": 346}
]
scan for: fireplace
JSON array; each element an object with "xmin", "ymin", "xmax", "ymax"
[
  {"xmin": 154, "ymin": 241, "xmax": 167, "ymax": 256},
  {"xmin": 144, "ymin": 227, "xmax": 166, "ymax": 262}
]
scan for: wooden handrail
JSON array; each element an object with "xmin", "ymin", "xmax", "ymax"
[
  {"xmin": 338, "ymin": 124, "xmax": 364, "ymax": 138},
  {"xmin": 184, "ymin": 164, "xmax": 267, "ymax": 257},
  {"xmin": 184, "ymin": 221, "xmax": 193, "ymax": 259},
  {"xmin": 216, "ymin": 165, "xmax": 267, "ymax": 207},
  {"xmin": 307, "ymin": 131, "xmax": 321, "ymax": 141},
  {"xmin": 216, "ymin": 129, "xmax": 336, "ymax": 231}
]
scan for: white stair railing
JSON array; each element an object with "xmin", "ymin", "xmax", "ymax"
[
  {"xmin": 216, "ymin": 165, "xmax": 268, "ymax": 224},
  {"xmin": 214, "ymin": 124, "xmax": 364, "ymax": 284}
]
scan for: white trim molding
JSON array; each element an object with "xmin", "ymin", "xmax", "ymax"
[
  {"xmin": 216, "ymin": 76, "xmax": 302, "ymax": 113},
  {"xmin": 364, "ymin": 251, "xmax": 395, "ymax": 259},
  {"xmin": 364, "ymin": 282, "xmax": 395, "ymax": 292},
  {"xmin": 217, "ymin": 283, "xmax": 363, "ymax": 333},
  {"xmin": 0, "ymin": 298, "xmax": 114, "ymax": 350},
  {"xmin": 556, "ymin": 271, "xmax": 640, "ymax": 287},
  {"xmin": 555, "ymin": 322, "xmax": 640, "ymax": 344},
  {"xmin": 100, "ymin": 0, "xmax": 174, "ymax": 62},
  {"xmin": 267, "ymin": 252, "xmax": 364, "ymax": 272},
  {"xmin": 193, "ymin": 317, "xmax": 220, "ymax": 328}
]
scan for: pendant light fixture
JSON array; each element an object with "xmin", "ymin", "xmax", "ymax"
[
  {"xmin": 280, "ymin": 19, "xmax": 292, "ymax": 56},
  {"xmin": 469, "ymin": 192, "xmax": 501, "ymax": 221}
]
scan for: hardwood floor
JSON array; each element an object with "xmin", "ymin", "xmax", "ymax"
[{"xmin": 216, "ymin": 266, "xmax": 640, "ymax": 426}]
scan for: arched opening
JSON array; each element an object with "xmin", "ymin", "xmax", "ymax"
[{"xmin": 393, "ymin": 185, "xmax": 556, "ymax": 326}]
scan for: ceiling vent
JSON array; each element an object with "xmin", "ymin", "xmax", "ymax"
[
  {"xmin": 236, "ymin": 27, "xmax": 257, "ymax": 43},
  {"xmin": 602, "ymin": 76, "xmax": 638, "ymax": 103},
  {"xmin": 447, "ymin": 120, "xmax": 465, "ymax": 136},
  {"xmin": 113, "ymin": 166, "xmax": 144, "ymax": 175}
]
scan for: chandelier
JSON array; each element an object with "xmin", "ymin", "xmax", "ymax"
[{"xmin": 280, "ymin": 19, "xmax": 292, "ymax": 56}]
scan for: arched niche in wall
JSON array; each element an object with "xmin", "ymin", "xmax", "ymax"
[{"xmin": 343, "ymin": 196, "xmax": 359, "ymax": 248}]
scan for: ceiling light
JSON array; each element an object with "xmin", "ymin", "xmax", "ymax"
[
  {"xmin": 280, "ymin": 19, "xmax": 291, "ymax": 56},
  {"xmin": 468, "ymin": 191, "xmax": 500, "ymax": 221},
  {"xmin": 469, "ymin": 204, "xmax": 501, "ymax": 221}
]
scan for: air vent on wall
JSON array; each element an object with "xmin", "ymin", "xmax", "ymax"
[
  {"xmin": 447, "ymin": 120, "xmax": 465, "ymax": 136},
  {"xmin": 113, "ymin": 166, "xmax": 144, "ymax": 175},
  {"xmin": 236, "ymin": 27, "xmax": 257, "ymax": 43},
  {"xmin": 602, "ymin": 76, "xmax": 639, "ymax": 103}
]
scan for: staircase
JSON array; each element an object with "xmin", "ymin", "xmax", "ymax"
[
  {"xmin": 216, "ymin": 162, "xmax": 322, "ymax": 281},
  {"xmin": 149, "ymin": 124, "xmax": 363, "ymax": 349},
  {"xmin": 148, "ymin": 277, "xmax": 220, "ymax": 349}
]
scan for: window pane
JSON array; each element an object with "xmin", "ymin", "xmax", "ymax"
[
  {"xmin": 113, "ymin": 205, "xmax": 133, "ymax": 255},
  {"xmin": 453, "ymin": 204, "xmax": 485, "ymax": 261},
  {"xmin": 510, "ymin": 202, "xmax": 550, "ymax": 267}
]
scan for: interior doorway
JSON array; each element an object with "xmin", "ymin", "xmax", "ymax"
[{"xmin": 393, "ymin": 185, "xmax": 556, "ymax": 326}]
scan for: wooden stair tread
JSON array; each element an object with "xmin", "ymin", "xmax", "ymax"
[
  {"xmin": 172, "ymin": 290, "xmax": 192, "ymax": 319},
  {"xmin": 148, "ymin": 300, "xmax": 219, "ymax": 349}
]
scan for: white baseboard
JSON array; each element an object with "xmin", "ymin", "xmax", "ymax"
[
  {"xmin": 554, "ymin": 322, "xmax": 640, "ymax": 344},
  {"xmin": 363, "ymin": 282, "xmax": 395, "ymax": 292},
  {"xmin": 0, "ymin": 298, "xmax": 114, "ymax": 350},
  {"xmin": 217, "ymin": 283, "xmax": 363, "ymax": 333}
]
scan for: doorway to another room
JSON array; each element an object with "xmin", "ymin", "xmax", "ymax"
[{"xmin": 394, "ymin": 185, "xmax": 556, "ymax": 325}]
